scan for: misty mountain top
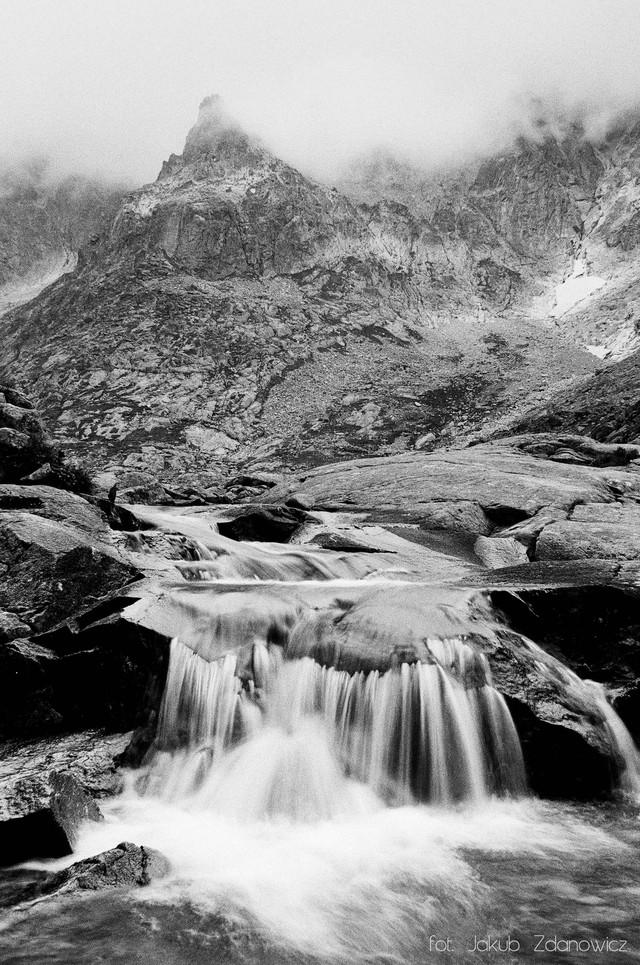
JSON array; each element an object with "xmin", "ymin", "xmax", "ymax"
[
  {"xmin": 181, "ymin": 94, "xmax": 264, "ymax": 163},
  {"xmin": 4, "ymin": 0, "xmax": 640, "ymax": 184}
]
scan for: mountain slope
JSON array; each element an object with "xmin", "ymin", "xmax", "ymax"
[{"xmin": 8, "ymin": 98, "xmax": 640, "ymax": 482}]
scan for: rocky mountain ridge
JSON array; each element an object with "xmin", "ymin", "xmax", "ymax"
[{"xmin": 2, "ymin": 97, "xmax": 640, "ymax": 485}]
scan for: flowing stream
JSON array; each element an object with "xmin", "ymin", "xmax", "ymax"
[{"xmin": 3, "ymin": 512, "xmax": 640, "ymax": 964}]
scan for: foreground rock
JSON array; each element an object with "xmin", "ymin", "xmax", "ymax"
[
  {"xmin": 0, "ymin": 731, "xmax": 131, "ymax": 866},
  {"xmin": 38, "ymin": 842, "xmax": 169, "ymax": 896},
  {"xmin": 0, "ymin": 484, "xmax": 169, "ymax": 739},
  {"xmin": 4, "ymin": 842, "xmax": 169, "ymax": 907}
]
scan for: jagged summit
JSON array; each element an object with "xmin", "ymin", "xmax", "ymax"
[
  {"xmin": 182, "ymin": 94, "xmax": 258, "ymax": 161},
  {"xmin": 157, "ymin": 94, "xmax": 264, "ymax": 180}
]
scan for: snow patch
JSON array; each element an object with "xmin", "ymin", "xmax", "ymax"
[
  {"xmin": 585, "ymin": 345, "xmax": 610, "ymax": 359},
  {"xmin": 552, "ymin": 259, "xmax": 605, "ymax": 317}
]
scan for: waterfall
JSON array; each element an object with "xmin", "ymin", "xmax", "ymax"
[
  {"xmin": 584, "ymin": 680, "xmax": 640, "ymax": 796},
  {"xmin": 140, "ymin": 637, "xmax": 527, "ymax": 814}
]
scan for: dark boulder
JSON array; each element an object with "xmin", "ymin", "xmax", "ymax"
[
  {"xmin": 307, "ymin": 531, "xmax": 382, "ymax": 553},
  {"xmin": 89, "ymin": 496, "xmax": 154, "ymax": 532},
  {"xmin": 217, "ymin": 506, "xmax": 305, "ymax": 543},
  {"xmin": 0, "ymin": 637, "xmax": 60, "ymax": 736},
  {"xmin": 491, "ymin": 584, "xmax": 640, "ymax": 740},
  {"xmin": 506, "ymin": 697, "xmax": 614, "ymax": 799},
  {"xmin": 227, "ymin": 471, "xmax": 283, "ymax": 490},
  {"xmin": 0, "ymin": 595, "xmax": 171, "ymax": 740},
  {"xmin": 285, "ymin": 493, "xmax": 316, "ymax": 510}
]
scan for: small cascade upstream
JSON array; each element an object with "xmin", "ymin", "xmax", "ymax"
[{"xmin": 140, "ymin": 636, "xmax": 527, "ymax": 814}]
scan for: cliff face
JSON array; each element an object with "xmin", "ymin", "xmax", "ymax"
[
  {"xmin": 5, "ymin": 98, "xmax": 640, "ymax": 481},
  {"xmin": 342, "ymin": 120, "xmax": 640, "ymax": 352}
]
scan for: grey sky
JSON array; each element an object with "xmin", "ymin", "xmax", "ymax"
[{"xmin": 1, "ymin": 0, "xmax": 639, "ymax": 184}]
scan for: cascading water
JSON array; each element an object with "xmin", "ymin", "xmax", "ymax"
[{"xmin": 140, "ymin": 636, "xmax": 526, "ymax": 814}]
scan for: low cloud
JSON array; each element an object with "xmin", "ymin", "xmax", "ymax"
[{"xmin": 1, "ymin": 0, "xmax": 640, "ymax": 187}]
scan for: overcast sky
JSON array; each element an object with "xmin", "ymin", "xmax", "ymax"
[{"xmin": 1, "ymin": 0, "xmax": 640, "ymax": 185}]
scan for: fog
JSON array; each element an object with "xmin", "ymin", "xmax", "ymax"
[{"xmin": 1, "ymin": 0, "xmax": 640, "ymax": 187}]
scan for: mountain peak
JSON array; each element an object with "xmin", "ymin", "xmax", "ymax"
[{"xmin": 182, "ymin": 94, "xmax": 256, "ymax": 161}]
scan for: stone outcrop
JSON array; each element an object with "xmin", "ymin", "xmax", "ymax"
[
  {"xmin": 264, "ymin": 435, "xmax": 640, "ymax": 547},
  {"xmin": 0, "ymin": 483, "xmax": 169, "ymax": 740},
  {"xmin": 0, "ymin": 509, "xmax": 138, "ymax": 634},
  {"xmin": 34, "ymin": 841, "xmax": 169, "ymax": 897},
  {"xmin": 0, "ymin": 589, "xmax": 170, "ymax": 742}
]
